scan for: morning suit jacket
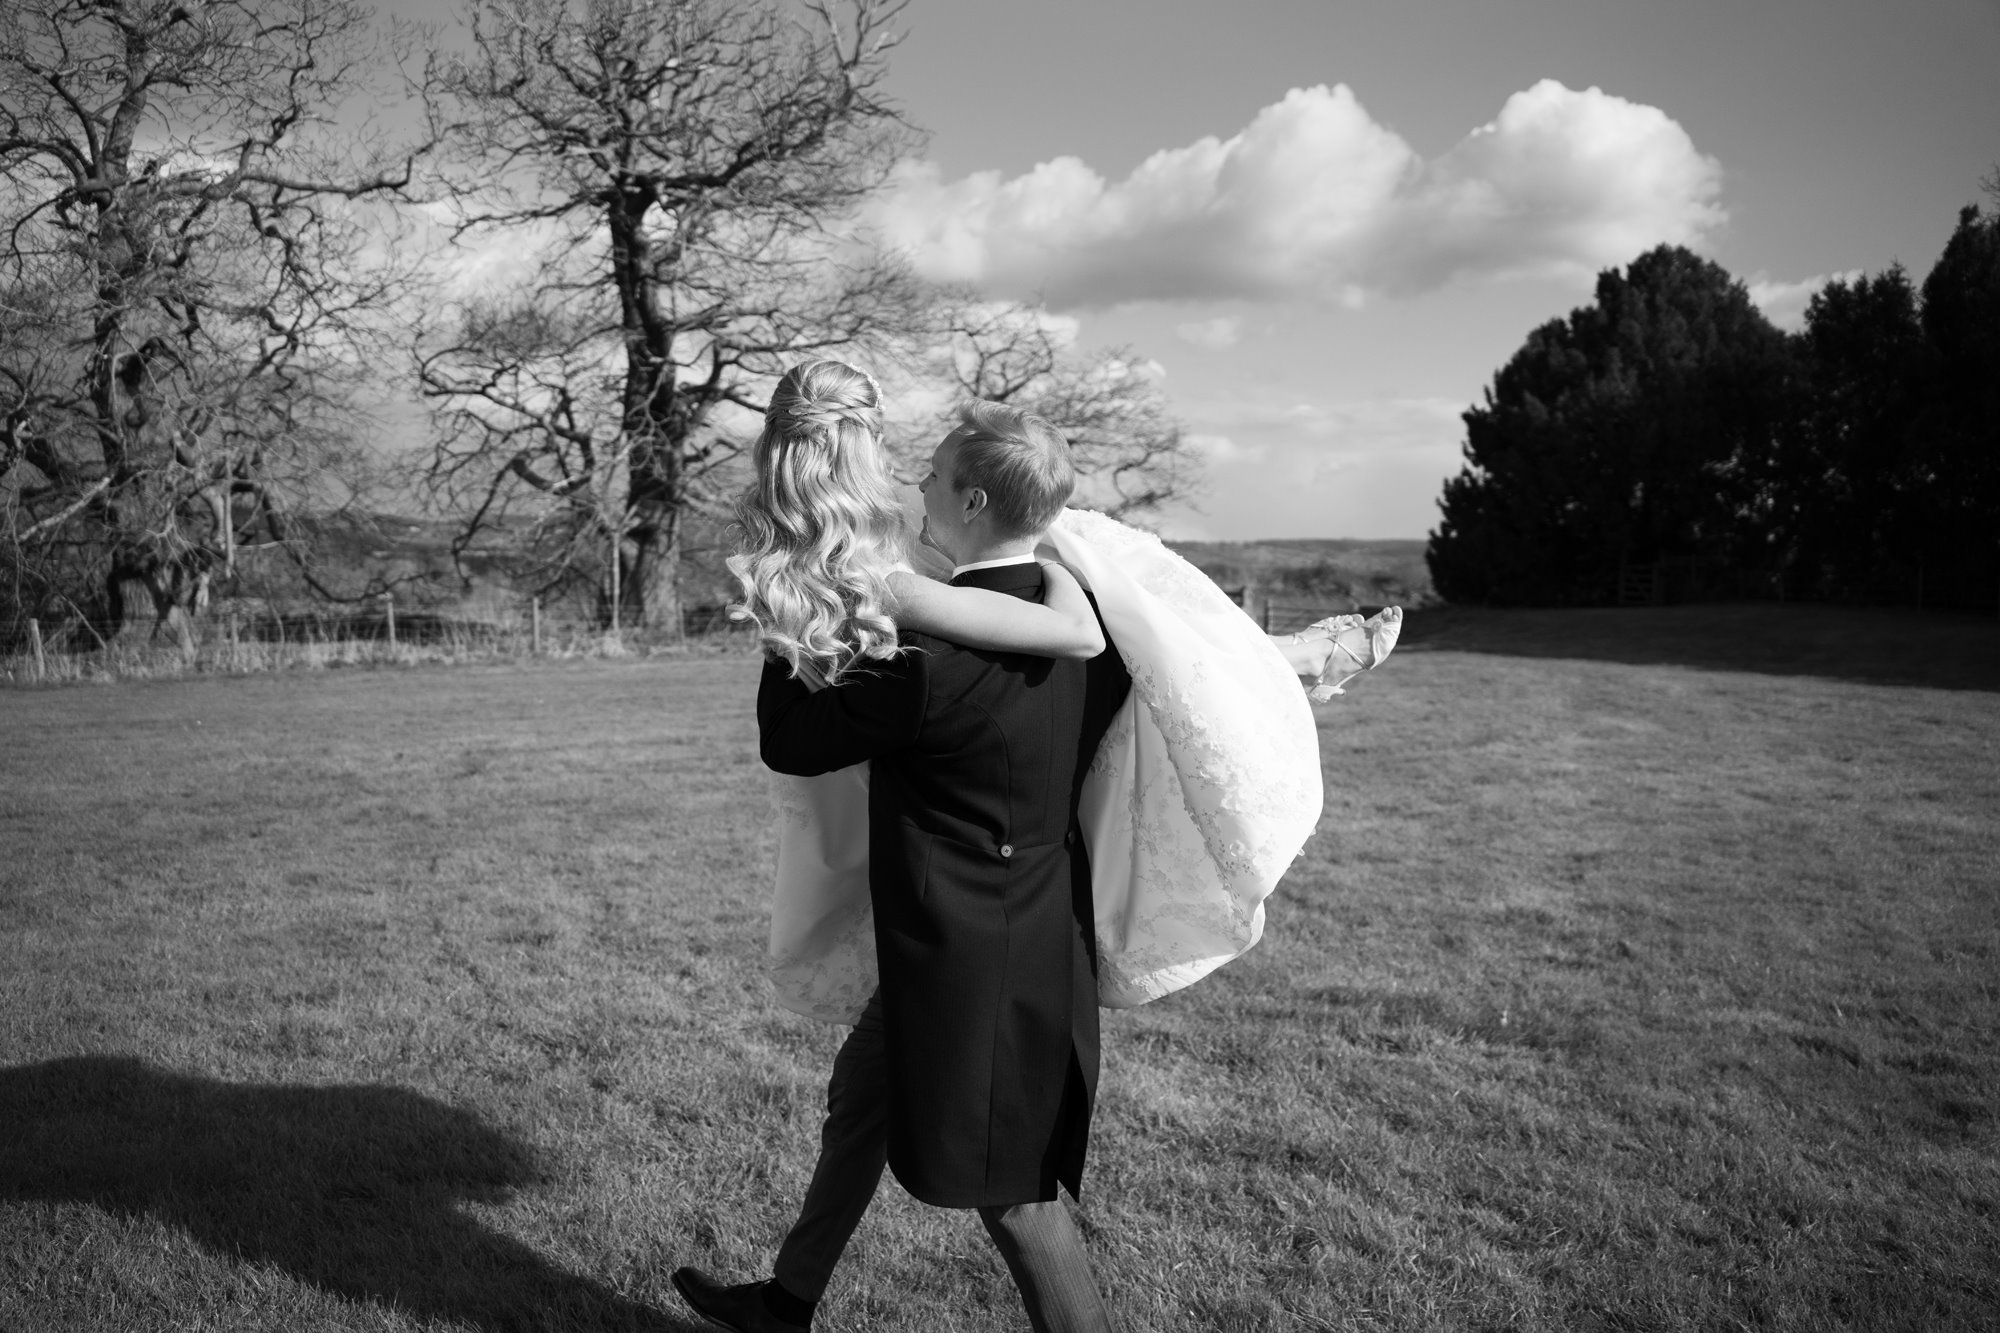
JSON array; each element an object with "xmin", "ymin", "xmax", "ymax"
[{"xmin": 757, "ymin": 560, "xmax": 1132, "ymax": 1208}]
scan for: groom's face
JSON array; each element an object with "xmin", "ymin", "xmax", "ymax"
[{"xmin": 919, "ymin": 429, "xmax": 979, "ymax": 562}]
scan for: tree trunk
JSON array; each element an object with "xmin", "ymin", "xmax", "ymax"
[
  {"xmin": 623, "ymin": 508, "xmax": 682, "ymax": 634},
  {"xmin": 605, "ymin": 188, "xmax": 693, "ymax": 635},
  {"xmin": 106, "ymin": 562, "xmax": 195, "ymax": 648}
]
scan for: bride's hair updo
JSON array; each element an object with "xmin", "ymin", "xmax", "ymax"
[{"xmin": 729, "ymin": 359, "xmax": 910, "ymax": 684}]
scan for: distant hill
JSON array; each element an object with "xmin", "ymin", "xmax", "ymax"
[
  {"xmin": 1169, "ymin": 538, "xmax": 1435, "ymax": 609},
  {"xmin": 291, "ymin": 514, "xmax": 1434, "ymax": 625}
]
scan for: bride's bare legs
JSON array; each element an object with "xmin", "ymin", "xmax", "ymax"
[{"xmin": 1276, "ymin": 636, "xmax": 1325, "ymax": 676}]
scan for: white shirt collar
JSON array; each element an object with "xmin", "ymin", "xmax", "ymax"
[{"xmin": 951, "ymin": 552, "xmax": 1039, "ymax": 578}]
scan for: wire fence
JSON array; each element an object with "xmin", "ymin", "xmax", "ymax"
[
  {"xmin": 9, "ymin": 586, "xmax": 1426, "ymax": 687},
  {"xmin": 1219, "ymin": 587, "xmax": 1396, "ymax": 636},
  {"xmin": 3, "ymin": 595, "xmax": 758, "ymax": 687}
]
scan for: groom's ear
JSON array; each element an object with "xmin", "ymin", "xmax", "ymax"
[{"xmin": 962, "ymin": 486, "xmax": 989, "ymax": 523}]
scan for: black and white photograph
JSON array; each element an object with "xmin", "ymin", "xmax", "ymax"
[{"xmin": 3, "ymin": 0, "xmax": 1996, "ymax": 1329}]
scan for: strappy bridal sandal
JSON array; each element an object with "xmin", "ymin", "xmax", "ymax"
[{"xmin": 1291, "ymin": 606, "xmax": 1402, "ymax": 702}]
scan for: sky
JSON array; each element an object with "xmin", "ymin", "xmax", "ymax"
[
  {"xmin": 859, "ymin": 0, "xmax": 2000, "ymax": 539},
  {"xmin": 391, "ymin": 0, "xmax": 2000, "ymax": 541}
]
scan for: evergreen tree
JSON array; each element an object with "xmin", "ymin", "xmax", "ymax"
[
  {"xmin": 1428, "ymin": 246, "xmax": 1793, "ymax": 605},
  {"xmin": 1776, "ymin": 203, "xmax": 1998, "ymax": 610},
  {"xmin": 1915, "ymin": 205, "xmax": 2000, "ymax": 609},
  {"xmin": 1778, "ymin": 267, "xmax": 1933, "ymax": 601}
]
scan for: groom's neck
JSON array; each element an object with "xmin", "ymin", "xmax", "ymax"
[{"xmin": 952, "ymin": 531, "xmax": 1040, "ymax": 569}]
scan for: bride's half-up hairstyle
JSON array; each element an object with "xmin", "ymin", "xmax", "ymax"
[{"xmin": 730, "ymin": 360, "xmax": 910, "ymax": 684}]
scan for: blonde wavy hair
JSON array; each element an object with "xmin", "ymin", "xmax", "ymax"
[{"xmin": 729, "ymin": 360, "xmax": 910, "ymax": 684}]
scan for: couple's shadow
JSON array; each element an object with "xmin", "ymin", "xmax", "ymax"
[{"xmin": 0, "ymin": 1055, "xmax": 701, "ymax": 1331}]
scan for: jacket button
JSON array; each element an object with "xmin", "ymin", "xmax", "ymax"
[{"xmin": 999, "ymin": 843, "xmax": 1013, "ymax": 858}]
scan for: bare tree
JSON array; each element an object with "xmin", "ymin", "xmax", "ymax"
[
  {"xmin": 930, "ymin": 296, "xmax": 1200, "ymax": 522},
  {"xmin": 417, "ymin": 0, "xmax": 922, "ymax": 630},
  {"xmin": 0, "ymin": 0, "xmax": 427, "ymax": 645}
]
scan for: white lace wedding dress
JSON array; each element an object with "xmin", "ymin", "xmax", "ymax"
[{"xmin": 766, "ymin": 508, "xmax": 1325, "ymax": 1024}]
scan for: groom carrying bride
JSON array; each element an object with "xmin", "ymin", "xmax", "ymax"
[
  {"xmin": 675, "ymin": 401, "xmax": 1131, "ymax": 1332},
  {"xmin": 679, "ymin": 361, "xmax": 1398, "ymax": 1331}
]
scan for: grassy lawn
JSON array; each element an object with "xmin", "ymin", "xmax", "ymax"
[{"xmin": 3, "ymin": 607, "xmax": 1997, "ymax": 1331}]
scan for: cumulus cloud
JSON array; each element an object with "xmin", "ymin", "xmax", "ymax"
[
  {"xmin": 864, "ymin": 80, "xmax": 1724, "ymax": 308},
  {"xmin": 1176, "ymin": 316, "xmax": 1243, "ymax": 348},
  {"xmin": 1747, "ymin": 270, "xmax": 1863, "ymax": 329},
  {"xmin": 1186, "ymin": 431, "xmax": 1259, "ymax": 464}
]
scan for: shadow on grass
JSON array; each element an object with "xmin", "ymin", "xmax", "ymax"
[
  {"xmin": 1397, "ymin": 602, "xmax": 2000, "ymax": 692},
  {"xmin": 0, "ymin": 1055, "xmax": 701, "ymax": 1332}
]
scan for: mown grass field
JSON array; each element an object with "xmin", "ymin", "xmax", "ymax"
[{"xmin": 3, "ymin": 605, "xmax": 1997, "ymax": 1332}]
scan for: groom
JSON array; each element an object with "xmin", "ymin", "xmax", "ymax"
[{"xmin": 673, "ymin": 402, "xmax": 1131, "ymax": 1332}]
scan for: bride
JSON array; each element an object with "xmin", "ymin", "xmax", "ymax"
[{"xmin": 730, "ymin": 359, "xmax": 1400, "ymax": 1023}]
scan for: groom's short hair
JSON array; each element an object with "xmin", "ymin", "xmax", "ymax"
[{"xmin": 951, "ymin": 400, "xmax": 1075, "ymax": 538}]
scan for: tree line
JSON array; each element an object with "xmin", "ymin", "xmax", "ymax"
[
  {"xmin": 1428, "ymin": 196, "xmax": 2000, "ymax": 612},
  {"xmin": 0, "ymin": 0, "xmax": 1196, "ymax": 647}
]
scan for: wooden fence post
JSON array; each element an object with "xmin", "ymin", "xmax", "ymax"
[
  {"xmin": 28, "ymin": 618, "xmax": 46, "ymax": 682},
  {"xmin": 384, "ymin": 593, "xmax": 397, "ymax": 646},
  {"xmin": 532, "ymin": 597, "xmax": 542, "ymax": 654},
  {"xmin": 608, "ymin": 532, "xmax": 621, "ymax": 636}
]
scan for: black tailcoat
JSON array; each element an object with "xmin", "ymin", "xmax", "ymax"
[{"xmin": 757, "ymin": 561, "xmax": 1131, "ymax": 1207}]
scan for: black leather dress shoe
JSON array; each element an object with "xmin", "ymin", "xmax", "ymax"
[{"xmin": 671, "ymin": 1268, "xmax": 808, "ymax": 1333}]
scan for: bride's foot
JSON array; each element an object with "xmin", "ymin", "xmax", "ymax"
[{"xmin": 1288, "ymin": 606, "xmax": 1402, "ymax": 701}]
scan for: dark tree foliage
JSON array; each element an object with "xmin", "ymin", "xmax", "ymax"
[
  {"xmin": 1767, "ymin": 203, "xmax": 1998, "ymax": 610},
  {"xmin": 1428, "ymin": 246, "xmax": 1793, "ymax": 605},
  {"xmin": 1776, "ymin": 268, "xmax": 1935, "ymax": 601},
  {"xmin": 1912, "ymin": 205, "xmax": 2000, "ymax": 608}
]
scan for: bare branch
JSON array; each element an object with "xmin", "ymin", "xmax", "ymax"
[
  {"xmin": 413, "ymin": 0, "xmax": 921, "ymax": 627},
  {"xmin": 925, "ymin": 296, "xmax": 1201, "ymax": 521},
  {"xmin": 16, "ymin": 475, "xmax": 110, "ymax": 540},
  {"xmin": 1, "ymin": 0, "xmax": 436, "ymax": 639}
]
